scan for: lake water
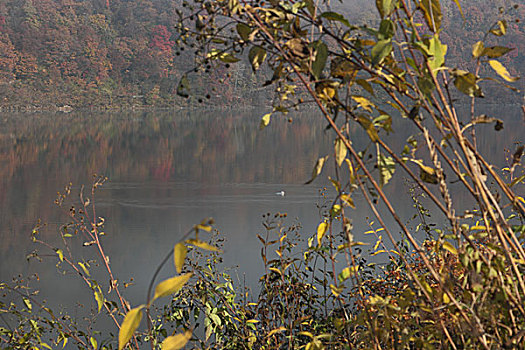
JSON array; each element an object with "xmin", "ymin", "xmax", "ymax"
[{"xmin": 0, "ymin": 105, "xmax": 523, "ymax": 317}]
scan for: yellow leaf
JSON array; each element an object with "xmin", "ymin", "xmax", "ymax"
[
  {"xmin": 331, "ymin": 204, "xmax": 342, "ymax": 217},
  {"xmin": 357, "ymin": 115, "xmax": 379, "ymax": 142},
  {"xmin": 118, "ymin": 305, "xmax": 144, "ymax": 350},
  {"xmin": 246, "ymin": 319, "xmax": 259, "ymax": 324},
  {"xmin": 329, "ymin": 284, "xmax": 343, "ymax": 297},
  {"xmin": 489, "ymin": 60, "xmax": 519, "ymax": 82},
  {"xmin": 195, "ymin": 224, "xmax": 212, "ymax": 232},
  {"xmin": 94, "ymin": 286, "xmax": 104, "ymax": 313},
  {"xmin": 153, "ymin": 273, "xmax": 192, "ymax": 301},
  {"xmin": 443, "ymin": 292, "xmax": 451, "ymax": 304},
  {"xmin": 304, "ymin": 156, "xmax": 328, "ymax": 184},
  {"xmin": 352, "ymin": 96, "xmax": 374, "ymax": 112},
  {"xmin": 78, "ymin": 262, "xmax": 90, "ymax": 277},
  {"xmin": 371, "ymin": 249, "xmax": 387, "ymax": 256},
  {"xmin": 161, "ymin": 330, "xmax": 192, "ymax": 350},
  {"xmin": 260, "ymin": 113, "xmax": 271, "ymax": 130},
  {"xmin": 267, "ymin": 327, "xmax": 287, "ymax": 337},
  {"xmin": 187, "ymin": 239, "xmax": 221, "ymax": 252},
  {"xmin": 345, "ymin": 159, "xmax": 356, "ymax": 184},
  {"xmin": 442, "ymin": 241, "xmax": 457, "ymax": 255},
  {"xmin": 490, "ymin": 20, "xmax": 507, "ymax": 36},
  {"xmin": 329, "ymin": 177, "xmax": 341, "ymax": 192},
  {"xmin": 317, "ymin": 221, "xmax": 328, "ymax": 245},
  {"xmin": 373, "ymin": 235, "xmax": 382, "ymax": 250},
  {"xmin": 340, "ymin": 194, "xmax": 355, "ymax": 209},
  {"xmin": 269, "ymin": 267, "xmax": 282, "ymax": 275},
  {"xmin": 173, "ymin": 243, "xmax": 187, "ymax": 274},
  {"xmin": 56, "ymin": 249, "xmax": 64, "ymax": 262},
  {"xmin": 90, "ymin": 337, "xmax": 98, "ymax": 350},
  {"xmin": 472, "ymin": 41, "xmax": 484, "ymax": 58},
  {"xmin": 298, "ymin": 331, "xmax": 314, "ymax": 339},
  {"xmin": 411, "ymin": 159, "xmax": 439, "ymax": 184},
  {"xmin": 334, "ymin": 138, "xmax": 347, "ymax": 167}
]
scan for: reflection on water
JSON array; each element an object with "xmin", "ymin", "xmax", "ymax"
[{"xmin": 0, "ymin": 106, "xmax": 522, "ymax": 309}]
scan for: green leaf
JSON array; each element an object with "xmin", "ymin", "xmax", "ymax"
[
  {"xmin": 376, "ymin": 0, "xmax": 396, "ymax": 18},
  {"xmin": 317, "ymin": 222, "xmax": 328, "ymax": 246},
  {"xmin": 482, "ymin": 46, "xmax": 513, "ymax": 58},
  {"xmin": 312, "ymin": 41, "xmax": 328, "ymax": 80},
  {"xmin": 335, "ymin": 138, "xmax": 347, "ymax": 167},
  {"xmin": 451, "ymin": 69, "xmax": 483, "ymax": 97},
  {"xmin": 260, "ymin": 112, "xmax": 271, "ymax": 129},
  {"xmin": 427, "ymin": 34, "xmax": 447, "ymax": 73},
  {"xmin": 373, "ymin": 113, "xmax": 392, "ymax": 132},
  {"xmin": 187, "ymin": 239, "xmax": 221, "ymax": 252},
  {"xmin": 153, "ymin": 273, "xmax": 192, "ymax": 301},
  {"xmin": 417, "ymin": 73, "xmax": 436, "ymax": 98},
  {"xmin": 338, "ymin": 267, "xmax": 353, "ymax": 283},
  {"xmin": 305, "ymin": 156, "xmax": 329, "ymax": 184},
  {"xmin": 161, "ymin": 330, "xmax": 192, "ymax": 350},
  {"xmin": 356, "ymin": 79, "xmax": 375, "ymax": 96},
  {"xmin": 118, "ymin": 305, "xmax": 144, "ymax": 350},
  {"xmin": 303, "ymin": 0, "xmax": 315, "ymax": 15},
  {"xmin": 320, "ymin": 12, "xmax": 351, "ymax": 27},
  {"xmin": 378, "ymin": 19, "xmax": 395, "ymax": 40},
  {"xmin": 248, "ymin": 46, "xmax": 267, "ymax": 71},
  {"xmin": 489, "ymin": 60, "xmax": 519, "ymax": 82},
  {"xmin": 174, "ymin": 243, "xmax": 187, "ymax": 274},
  {"xmin": 236, "ymin": 23, "xmax": 251, "ymax": 41},
  {"xmin": 420, "ymin": 0, "xmax": 442, "ymax": 32},
  {"xmin": 490, "ymin": 20, "xmax": 507, "ymax": 36},
  {"xmin": 371, "ymin": 39, "xmax": 392, "ymax": 66}
]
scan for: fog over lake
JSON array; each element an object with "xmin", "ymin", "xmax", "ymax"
[{"xmin": 0, "ymin": 105, "xmax": 522, "ymax": 311}]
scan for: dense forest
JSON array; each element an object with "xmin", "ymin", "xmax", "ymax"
[{"xmin": 0, "ymin": 0, "xmax": 523, "ymax": 109}]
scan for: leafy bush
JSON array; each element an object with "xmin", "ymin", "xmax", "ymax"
[{"xmin": 2, "ymin": 0, "xmax": 525, "ymax": 349}]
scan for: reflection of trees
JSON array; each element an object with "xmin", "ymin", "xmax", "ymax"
[
  {"xmin": 0, "ymin": 111, "xmax": 330, "ymax": 186},
  {"xmin": 0, "ymin": 110, "xmax": 332, "ymax": 249},
  {"xmin": 0, "ymin": 106, "xmax": 521, "ymax": 254}
]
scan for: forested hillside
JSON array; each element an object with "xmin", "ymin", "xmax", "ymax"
[{"xmin": 0, "ymin": 0, "xmax": 522, "ymax": 108}]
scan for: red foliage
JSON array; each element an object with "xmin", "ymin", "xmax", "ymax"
[{"xmin": 149, "ymin": 25, "xmax": 174, "ymax": 52}]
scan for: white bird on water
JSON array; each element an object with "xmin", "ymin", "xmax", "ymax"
[{"xmin": 275, "ymin": 190, "xmax": 285, "ymax": 196}]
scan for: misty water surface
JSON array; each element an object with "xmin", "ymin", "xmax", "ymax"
[{"xmin": 0, "ymin": 105, "xmax": 522, "ymax": 313}]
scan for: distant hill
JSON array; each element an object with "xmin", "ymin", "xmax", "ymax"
[{"xmin": 0, "ymin": 0, "xmax": 522, "ymax": 108}]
